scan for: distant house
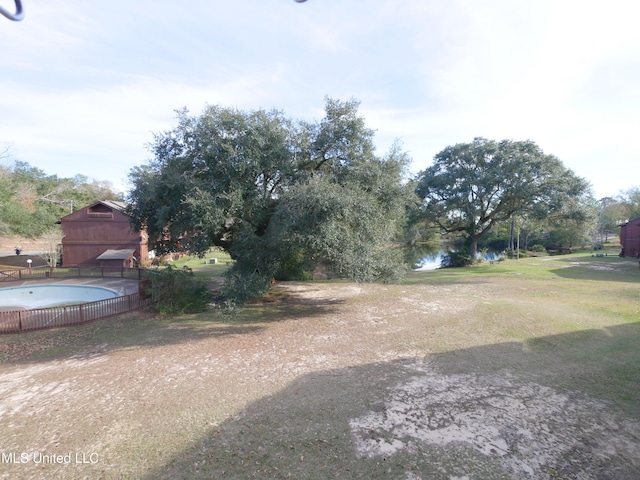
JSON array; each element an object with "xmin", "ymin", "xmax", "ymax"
[
  {"xmin": 59, "ymin": 200, "xmax": 148, "ymax": 267},
  {"xmin": 619, "ymin": 217, "xmax": 640, "ymax": 258}
]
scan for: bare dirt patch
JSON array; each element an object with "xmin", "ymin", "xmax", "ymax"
[
  {"xmin": 350, "ymin": 365, "xmax": 640, "ymax": 479},
  {"xmin": 0, "ymin": 279, "xmax": 639, "ymax": 479},
  {"xmin": 0, "ymin": 236, "xmax": 45, "ymax": 255}
]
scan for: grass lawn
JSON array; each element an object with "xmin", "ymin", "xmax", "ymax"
[
  {"xmin": 0, "ymin": 251, "xmax": 638, "ymax": 479},
  {"xmin": 167, "ymin": 247, "xmax": 234, "ymax": 278}
]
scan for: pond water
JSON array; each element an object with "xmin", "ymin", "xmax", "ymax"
[
  {"xmin": 416, "ymin": 249, "xmax": 504, "ymax": 270},
  {"xmin": 0, "ymin": 285, "xmax": 118, "ymax": 309}
]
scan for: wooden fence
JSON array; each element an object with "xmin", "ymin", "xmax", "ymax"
[{"xmin": 0, "ymin": 292, "xmax": 153, "ymax": 333}]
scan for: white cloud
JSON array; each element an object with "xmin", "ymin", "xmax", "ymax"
[{"xmin": 1, "ymin": 0, "xmax": 639, "ymax": 198}]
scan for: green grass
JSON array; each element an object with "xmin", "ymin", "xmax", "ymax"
[
  {"xmin": 406, "ymin": 253, "xmax": 640, "ymax": 336},
  {"xmin": 167, "ymin": 248, "xmax": 234, "ymax": 279},
  {"xmin": 406, "ymin": 250, "xmax": 639, "ymax": 284},
  {"xmin": 403, "ymin": 251, "xmax": 640, "ymax": 409}
]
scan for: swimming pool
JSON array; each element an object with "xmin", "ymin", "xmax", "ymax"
[{"xmin": 0, "ymin": 285, "xmax": 118, "ymax": 309}]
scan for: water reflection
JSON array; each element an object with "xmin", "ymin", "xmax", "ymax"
[{"xmin": 415, "ymin": 249, "xmax": 504, "ymax": 270}]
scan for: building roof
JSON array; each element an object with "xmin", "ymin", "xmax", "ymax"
[
  {"xmin": 58, "ymin": 199, "xmax": 129, "ymax": 223},
  {"xmin": 620, "ymin": 217, "xmax": 640, "ymax": 226},
  {"xmin": 96, "ymin": 249, "xmax": 136, "ymax": 260},
  {"xmin": 93, "ymin": 200, "xmax": 127, "ymax": 212}
]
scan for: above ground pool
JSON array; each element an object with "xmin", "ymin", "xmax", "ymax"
[{"xmin": 0, "ymin": 285, "xmax": 118, "ymax": 309}]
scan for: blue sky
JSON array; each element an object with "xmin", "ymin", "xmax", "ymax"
[{"xmin": 1, "ymin": 0, "xmax": 639, "ymax": 198}]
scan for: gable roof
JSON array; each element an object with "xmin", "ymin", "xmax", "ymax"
[
  {"xmin": 58, "ymin": 200, "xmax": 129, "ymax": 222},
  {"xmin": 620, "ymin": 217, "xmax": 640, "ymax": 228},
  {"xmin": 90, "ymin": 200, "xmax": 127, "ymax": 212}
]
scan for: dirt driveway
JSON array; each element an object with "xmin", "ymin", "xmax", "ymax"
[{"xmin": 0, "ymin": 279, "xmax": 639, "ymax": 479}]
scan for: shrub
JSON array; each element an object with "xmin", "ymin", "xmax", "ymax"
[
  {"xmin": 148, "ymin": 265, "xmax": 210, "ymax": 315},
  {"xmin": 440, "ymin": 250, "xmax": 473, "ymax": 268},
  {"xmin": 529, "ymin": 244, "xmax": 546, "ymax": 252},
  {"xmin": 274, "ymin": 248, "xmax": 313, "ymax": 281},
  {"xmin": 221, "ymin": 270, "xmax": 272, "ymax": 307}
]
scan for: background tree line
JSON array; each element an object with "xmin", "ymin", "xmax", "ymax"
[
  {"xmin": 473, "ymin": 186, "xmax": 640, "ymax": 254},
  {"xmin": 126, "ymin": 99, "xmax": 640, "ymax": 302},
  {"xmin": 595, "ymin": 189, "xmax": 640, "ymax": 244},
  {"xmin": 0, "ymin": 145, "xmax": 121, "ymax": 238},
  {"xmin": 4, "ymin": 100, "xmax": 639, "ymax": 303}
]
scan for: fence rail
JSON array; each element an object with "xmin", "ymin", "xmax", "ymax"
[
  {"xmin": 0, "ymin": 266, "xmax": 147, "ymax": 282},
  {"xmin": 0, "ymin": 292, "xmax": 153, "ymax": 333}
]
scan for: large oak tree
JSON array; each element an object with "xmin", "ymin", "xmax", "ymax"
[
  {"xmin": 415, "ymin": 138, "xmax": 591, "ymax": 260},
  {"xmin": 127, "ymin": 98, "xmax": 416, "ymax": 303}
]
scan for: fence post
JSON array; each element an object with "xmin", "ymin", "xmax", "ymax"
[{"xmin": 18, "ymin": 310, "xmax": 22, "ymax": 331}]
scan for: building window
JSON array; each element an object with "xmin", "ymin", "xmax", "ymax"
[{"xmin": 87, "ymin": 204, "xmax": 114, "ymax": 219}]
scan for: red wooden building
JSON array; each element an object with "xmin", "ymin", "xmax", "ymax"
[
  {"xmin": 59, "ymin": 200, "xmax": 149, "ymax": 267},
  {"xmin": 619, "ymin": 217, "xmax": 640, "ymax": 258}
]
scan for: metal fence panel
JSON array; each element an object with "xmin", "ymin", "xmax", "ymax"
[
  {"xmin": 0, "ymin": 267, "xmax": 155, "ymax": 333},
  {"xmin": 0, "ymin": 293, "xmax": 147, "ymax": 334},
  {"xmin": 0, "ymin": 267, "xmax": 145, "ymax": 283}
]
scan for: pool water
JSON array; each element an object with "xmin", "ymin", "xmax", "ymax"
[
  {"xmin": 0, "ymin": 285, "xmax": 118, "ymax": 309},
  {"xmin": 416, "ymin": 249, "xmax": 504, "ymax": 270}
]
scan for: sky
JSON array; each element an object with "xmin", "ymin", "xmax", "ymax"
[{"xmin": 1, "ymin": 0, "xmax": 639, "ymax": 199}]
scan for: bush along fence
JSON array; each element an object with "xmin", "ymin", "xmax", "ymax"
[{"xmin": 0, "ymin": 267, "xmax": 155, "ymax": 334}]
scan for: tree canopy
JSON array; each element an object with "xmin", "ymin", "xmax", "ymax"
[
  {"xmin": 595, "ymin": 188, "xmax": 640, "ymax": 244},
  {"xmin": 618, "ymin": 187, "xmax": 640, "ymax": 221},
  {"xmin": 415, "ymin": 138, "xmax": 591, "ymax": 259},
  {"xmin": 0, "ymin": 156, "xmax": 121, "ymax": 238},
  {"xmin": 127, "ymin": 98, "xmax": 416, "ymax": 303}
]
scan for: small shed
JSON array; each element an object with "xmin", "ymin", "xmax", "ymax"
[
  {"xmin": 96, "ymin": 249, "xmax": 136, "ymax": 269},
  {"xmin": 619, "ymin": 217, "xmax": 640, "ymax": 258}
]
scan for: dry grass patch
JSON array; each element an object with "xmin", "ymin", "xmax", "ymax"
[{"xmin": 0, "ymin": 255, "xmax": 639, "ymax": 479}]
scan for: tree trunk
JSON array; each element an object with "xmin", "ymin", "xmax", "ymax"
[
  {"xmin": 509, "ymin": 219, "xmax": 515, "ymax": 253},
  {"xmin": 468, "ymin": 237, "xmax": 478, "ymax": 262}
]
